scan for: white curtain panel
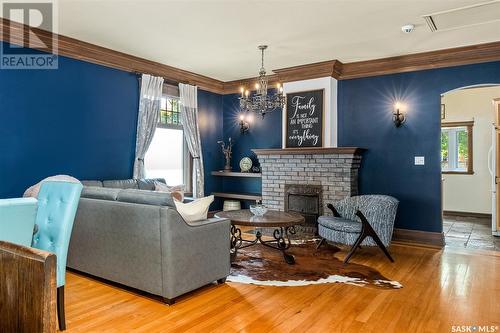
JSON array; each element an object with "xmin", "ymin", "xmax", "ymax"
[
  {"xmin": 179, "ymin": 83, "xmax": 205, "ymax": 198},
  {"xmin": 133, "ymin": 74, "xmax": 164, "ymax": 179}
]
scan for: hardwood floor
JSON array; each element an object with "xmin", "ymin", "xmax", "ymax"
[{"xmin": 63, "ymin": 244, "xmax": 500, "ymax": 333}]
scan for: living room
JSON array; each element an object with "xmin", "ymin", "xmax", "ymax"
[{"xmin": 1, "ymin": 1, "xmax": 500, "ymax": 332}]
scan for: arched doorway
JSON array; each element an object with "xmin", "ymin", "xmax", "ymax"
[{"xmin": 440, "ymin": 84, "xmax": 500, "ymax": 250}]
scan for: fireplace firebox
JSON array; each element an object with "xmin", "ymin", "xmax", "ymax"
[{"xmin": 284, "ymin": 184, "xmax": 322, "ymax": 235}]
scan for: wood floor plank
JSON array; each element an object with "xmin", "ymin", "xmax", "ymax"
[{"xmin": 62, "ymin": 244, "xmax": 500, "ymax": 333}]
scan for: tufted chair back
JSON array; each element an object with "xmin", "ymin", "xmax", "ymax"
[
  {"xmin": 0, "ymin": 198, "xmax": 37, "ymax": 246},
  {"xmin": 32, "ymin": 181, "xmax": 83, "ymax": 287}
]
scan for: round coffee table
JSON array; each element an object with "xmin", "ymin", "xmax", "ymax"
[{"xmin": 215, "ymin": 209, "xmax": 305, "ymax": 264}]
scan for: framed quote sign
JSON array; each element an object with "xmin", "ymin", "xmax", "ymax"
[{"xmin": 285, "ymin": 89, "xmax": 324, "ymax": 148}]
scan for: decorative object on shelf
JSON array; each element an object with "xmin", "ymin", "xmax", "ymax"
[
  {"xmin": 251, "ymin": 165, "xmax": 261, "ymax": 173},
  {"xmin": 223, "ymin": 200, "xmax": 241, "ymax": 212},
  {"xmin": 285, "ymin": 89, "xmax": 324, "ymax": 148},
  {"xmin": 239, "ymin": 114, "xmax": 250, "ymax": 133},
  {"xmin": 217, "ymin": 137, "xmax": 233, "ymax": 172},
  {"xmin": 239, "ymin": 45, "xmax": 285, "ymax": 118},
  {"xmin": 393, "ymin": 102, "xmax": 406, "ymax": 127},
  {"xmin": 441, "ymin": 104, "xmax": 446, "ymax": 120},
  {"xmin": 250, "ymin": 204, "xmax": 268, "ymax": 217},
  {"xmin": 239, "ymin": 157, "xmax": 253, "ymax": 172}
]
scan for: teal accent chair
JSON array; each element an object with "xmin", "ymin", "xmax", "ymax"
[
  {"xmin": 0, "ymin": 197, "xmax": 38, "ymax": 246},
  {"xmin": 31, "ymin": 181, "xmax": 83, "ymax": 331}
]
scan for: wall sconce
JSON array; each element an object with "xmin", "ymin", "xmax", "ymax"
[
  {"xmin": 239, "ymin": 114, "xmax": 250, "ymax": 133},
  {"xmin": 393, "ymin": 102, "xmax": 406, "ymax": 127}
]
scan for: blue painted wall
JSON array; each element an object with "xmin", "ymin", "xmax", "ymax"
[
  {"xmin": 198, "ymin": 89, "xmax": 224, "ymax": 208},
  {"xmin": 0, "ymin": 42, "xmax": 224, "ymax": 200},
  {"xmin": 221, "ymin": 93, "xmax": 282, "ymax": 202},
  {"xmin": 220, "ymin": 61, "xmax": 500, "ymax": 232},
  {"xmin": 338, "ymin": 61, "xmax": 500, "ymax": 233},
  {"xmin": 0, "ymin": 44, "xmax": 139, "ymax": 198}
]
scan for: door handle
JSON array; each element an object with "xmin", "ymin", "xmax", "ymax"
[{"xmin": 496, "ymin": 177, "xmax": 500, "ymax": 185}]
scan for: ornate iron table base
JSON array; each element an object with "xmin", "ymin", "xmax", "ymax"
[{"xmin": 231, "ymin": 225, "xmax": 297, "ymax": 265}]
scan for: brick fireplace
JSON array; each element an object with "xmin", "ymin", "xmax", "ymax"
[{"xmin": 252, "ymin": 147, "xmax": 364, "ymax": 228}]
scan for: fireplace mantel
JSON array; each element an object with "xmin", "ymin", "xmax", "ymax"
[{"xmin": 252, "ymin": 147, "xmax": 365, "ymax": 156}]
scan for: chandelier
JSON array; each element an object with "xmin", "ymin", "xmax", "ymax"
[{"xmin": 239, "ymin": 45, "xmax": 285, "ymax": 117}]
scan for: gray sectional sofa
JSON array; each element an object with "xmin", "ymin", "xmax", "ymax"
[{"xmin": 67, "ymin": 178, "xmax": 230, "ymax": 304}]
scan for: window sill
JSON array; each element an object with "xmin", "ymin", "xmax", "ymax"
[{"xmin": 442, "ymin": 171, "xmax": 474, "ymax": 175}]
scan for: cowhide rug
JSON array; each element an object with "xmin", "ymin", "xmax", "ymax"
[{"xmin": 227, "ymin": 241, "xmax": 402, "ymax": 289}]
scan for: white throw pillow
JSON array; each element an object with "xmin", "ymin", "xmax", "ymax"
[
  {"xmin": 154, "ymin": 181, "xmax": 185, "ymax": 202},
  {"xmin": 23, "ymin": 175, "xmax": 81, "ymax": 198},
  {"xmin": 174, "ymin": 195, "xmax": 214, "ymax": 222}
]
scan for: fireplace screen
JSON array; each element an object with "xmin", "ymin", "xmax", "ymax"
[{"xmin": 284, "ymin": 184, "xmax": 322, "ymax": 234}]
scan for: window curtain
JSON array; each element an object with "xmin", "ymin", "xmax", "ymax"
[
  {"xmin": 133, "ymin": 74, "xmax": 164, "ymax": 179},
  {"xmin": 179, "ymin": 83, "xmax": 204, "ymax": 198}
]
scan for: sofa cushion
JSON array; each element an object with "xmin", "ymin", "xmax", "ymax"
[
  {"xmin": 117, "ymin": 189, "xmax": 175, "ymax": 207},
  {"xmin": 81, "ymin": 180, "xmax": 103, "ymax": 187},
  {"xmin": 137, "ymin": 178, "xmax": 166, "ymax": 191},
  {"xmin": 103, "ymin": 179, "xmax": 139, "ymax": 189},
  {"xmin": 174, "ymin": 195, "xmax": 214, "ymax": 222},
  {"xmin": 318, "ymin": 216, "xmax": 362, "ymax": 233},
  {"xmin": 81, "ymin": 187, "xmax": 120, "ymax": 201}
]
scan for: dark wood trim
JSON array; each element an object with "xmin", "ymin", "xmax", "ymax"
[
  {"xmin": 223, "ymin": 74, "xmax": 280, "ymax": 95},
  {"xmin": 252, "ymin": 147, "xmax": 365, "ymax": 156},
  {"xmin": 442, "ymin": 121, "xmax": 475, "ymax": 127},
  {"xmin": 340, "ymin": 41, "xmax": 500, "ymax": 80},
  {"xmin": 392, "ymin": 228, "xmax": 445, "ymax": 248},
  {"xmin": 0, "ymin": 18, "xmax": 224, "ymax": 93},
  {"xmin": 443, "ymin": 211, "xmax": 492, "ymax": 219},
  {"xmin": 211, "ymin": 171, "xmax": 262, "ymax": 178},
  {"xmin": 274, "ymin": 60, "xmax": 343, "ymax": 81}
]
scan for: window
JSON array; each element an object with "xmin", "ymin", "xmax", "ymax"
[
  {"xmin": 441, "ymin": 121, "xmax": 473, "ymax": 174},
  {"xmin": 144, "ymin": 89, "xmax": 192, "ymax": 191}
]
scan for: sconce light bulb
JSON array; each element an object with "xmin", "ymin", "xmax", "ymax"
[
  {"xmin": 240, "ymin": 87, "xmax": 244, "ymax": 93},
  {"xmin": 276, "ymin": 83, "xmax": 281, "ymax": 89},
  {"xmin": 394, "ymin": 102, "xmax": 401, "ymax": 110},
  {"xmin": 279, "ymin": 87, "xmax": 283, "ymax": 93},
  {"xmin": 239, "ymin": 114, "xmax": 245, "ymax": 121},
  {"xmin": 245, "ymin": 90, "xmax": 249, "ymax": 97}
]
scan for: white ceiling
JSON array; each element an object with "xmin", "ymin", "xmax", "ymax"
[{"xmin": 53, "ymin": 0, "xmax": 500, "ymax": 81}]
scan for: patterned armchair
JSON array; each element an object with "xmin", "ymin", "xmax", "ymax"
[{"xmin": 317, "ymin": 195, "xmax": 399, "ymax": 264}]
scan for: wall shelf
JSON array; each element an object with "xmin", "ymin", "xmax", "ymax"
[
  {"xmin": 212, "ymin": 192, "xmax": 261, "ymax": 201},
  {"xmin": 211, "ymin": 171, "xmax": 261, "ymax": 178}
]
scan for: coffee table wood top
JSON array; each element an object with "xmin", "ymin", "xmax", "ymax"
[{"xmin": 214, "ymin": 209, "xmax": 305, "ymax": 227}]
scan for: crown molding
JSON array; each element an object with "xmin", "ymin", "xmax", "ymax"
[
  {"xmin": 1, "ymin": 18, "xmax": 500, "ymax": 95},
  {"xmin": 340, "ymin": 41, "xmax": 500, "ymax": 80},
  {"xmin": 0, "ymin": 18, "xmax": 225, "ymax": 93}
]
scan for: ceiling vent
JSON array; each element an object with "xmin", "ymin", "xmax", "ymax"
[{"xmin": 422, "ymin": 0, "xmax": 500, "ymax": 32}]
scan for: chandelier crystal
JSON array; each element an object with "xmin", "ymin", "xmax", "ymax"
[{"xmin": 239, "ymin": 45, "xmax": 285, "ymax": 117}]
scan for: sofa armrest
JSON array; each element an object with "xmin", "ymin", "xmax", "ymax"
[{"xmin": 159, "ymin": 208, "xmax": 231, "ymax": 299}]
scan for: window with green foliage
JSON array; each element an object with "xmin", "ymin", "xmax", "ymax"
[
  {"xmin": 159, "ymin": 96, "xmax": 181, "ymax": 127},
  {"xmin": 441, "ymin": 122, "xmax": 473, "ymax": 174}
]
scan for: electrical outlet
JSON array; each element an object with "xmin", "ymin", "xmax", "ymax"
[{"xmin": 415, "ymin": 156, "xmax": 425, "ymax": 166}]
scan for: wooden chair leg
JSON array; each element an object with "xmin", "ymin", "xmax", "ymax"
[
  {"xmin": 316, "ymin": 238, "xmax": 326, "ymax": 249},
  {"xmin": 57, "ymin": 286, "xmax": 66, "ymax": 331},
  {"xmin": 344, "ymin": 229, "xmax": 367, "ymax": 264},
  {"xmin": 355, "ymin": 210, "xmax": 394, "ymax": 263}
]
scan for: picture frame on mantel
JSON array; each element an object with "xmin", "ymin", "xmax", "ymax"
[{"xmin": 285, "ymin": 89, "xmax": 324, "ymax": 148}]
